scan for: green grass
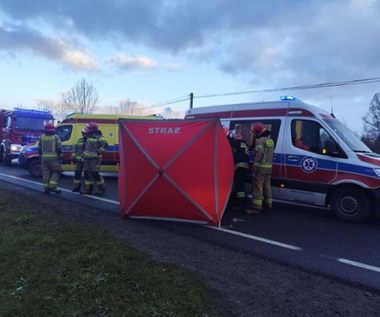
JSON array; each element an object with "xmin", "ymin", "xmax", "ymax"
[{"xmin": 0, "ymin": 189, "xmax": 229, "ymax": 317}]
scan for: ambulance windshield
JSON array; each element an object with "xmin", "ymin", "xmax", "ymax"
[
  {"xmin": 324, "ymin": 119, "xmax": 371, "ymax": 153},
  {"xmin": 56, "ymin": 125, "xmax": 73, "ymax": 142}
]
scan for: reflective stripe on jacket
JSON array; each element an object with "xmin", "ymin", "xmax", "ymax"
[
  {"xmin": 38, "ymin": 134, "xmax": 62, "ymax": 159},
  {"xmin": 229, "ymin": 138, "xmax": 249, "ymax": 169},
  {"xmin": 253, "ymin": 135, "xmax": 274, "ymax": 169},
  {"xmin": 72, "ymin": 137, "xmax": 86, "ymax": 161},
  {"xmin": 83, "ymin": 135, "xmax": 108, "ymax": 159}
]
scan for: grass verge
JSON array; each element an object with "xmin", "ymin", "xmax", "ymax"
[{"xmin": 0, "ymin": 188, "xmax": 228, "ymax": 317}]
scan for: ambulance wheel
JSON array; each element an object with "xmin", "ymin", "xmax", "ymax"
[
  {"xmin": 330, "ymin": 187, "xmax": 371, "ymax": 222},
  {"xmin": 28, "ymin": 159, "xmax": 42, "ymax": 178}
]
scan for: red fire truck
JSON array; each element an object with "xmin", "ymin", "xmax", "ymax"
[{"xmin": 0, "ymin": 108, "xmax": 54, "ymax": 165}]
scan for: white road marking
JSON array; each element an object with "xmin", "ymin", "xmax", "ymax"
[
  {"xmin": 337, "ymin": 258, "xmax": 380, "ymax": 273},
  {"xmin": 0, "ymin": 172, "xmax": 42, "ymax": 186},
  {"xmin": 3, "ymin": 172, "xmax": 380, "ymax": 275},
  {"xmin": 208, "ymin": 226, "xmax": 303, "ymax": 251},
  {"xmin": 0, "ymin": 173, "xmax": 119, "ymax": 205}
]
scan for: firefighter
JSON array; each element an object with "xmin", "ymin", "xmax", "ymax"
[
  {"xmin": 228, "ymin": 124, "xmax": 250, "ymax": 211},
  {"xmin": 246, "ymin": 122, "xmax": 274, "ymax": 214},
  {"xmin": 71, "ymin": 128, "xmax": 89, "ymax": 192},
  {"xmin": 82, "ymin": 122, "xmax": 108, "ymax": 195},
  {"xmin": 38, "ymin": 123, "xmax": 63, "ymax": 194}
]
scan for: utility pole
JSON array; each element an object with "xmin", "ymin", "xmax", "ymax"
[{"xmin": 189, "ymin": 92, "xmax": 193, "ymax": 109}]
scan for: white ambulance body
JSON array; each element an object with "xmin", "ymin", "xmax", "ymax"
[{"xmin": 185, "ymin": 97, "xmax": 380, "ymax": 222}]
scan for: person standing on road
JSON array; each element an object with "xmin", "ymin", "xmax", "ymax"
[
  {"xmin": 82, "ymin": 122, "xmax": 108, "ymax": 195},
  {"xmin": 228, "ymin": 124, "xmax": 250, "ymax": 212},
  {"xmin": 246, "ymin": 122, "xmax": 274, "ymax": 214},
  {"xmin": 71, "ymin": 128, "xmax": 89, "ymax": 192},
  {"xmin": 38, "ymin": 123, "xmax": 63, "ymax": 194}
]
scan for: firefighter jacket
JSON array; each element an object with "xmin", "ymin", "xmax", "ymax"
[
  {"xmin": 252, "ymin": 130, "xmax": 274, "ymax": 172},
  {"xmin": 229, "ymin": 138, "xmax": 249, "ymax": 169},
  {"xmin": 72, "ymin": 136, "xmax": 87, "ymax": 162},
  {"xmin": 38, "ymin": 133, "xmax": 62, "ymax": 160},
  {"xmin": 83, "ymin": 131, "xmax": 108, "ymax": 159}
]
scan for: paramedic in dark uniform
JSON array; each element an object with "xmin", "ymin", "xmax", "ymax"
[
  {"xmin": 246, "ymin": 122, "xmax": 274, "ymax": 214},
  {"xmin": 228, "ymin": 124, "xmax": 250, "ymax": 211},
  {"xmin": 38, "ymin": 123, "xmax": 63, "ymax": 194},
  {"xmin": 82, "ymin": 122, "xmax": 108, "ymax": 195}
]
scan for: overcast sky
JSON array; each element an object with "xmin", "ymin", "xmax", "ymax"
[{"xmin": 1, "ymin": 0, "xmax": 380, "ymax": 134}]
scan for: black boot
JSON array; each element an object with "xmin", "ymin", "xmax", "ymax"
[{"xmin": 94, "ymin": 188, "xmax": 105, "ymax": 196}]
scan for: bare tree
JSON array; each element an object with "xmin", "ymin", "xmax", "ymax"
[
  {"xmin": 36, "ymin": 96, "xmax": 72, "ymax": 122},
  {"xmin": 35, "ymin": 99, "xmax": 54, "ymax": 112},
  {"xmin": 118, "ymin": 99, "xmax": 145, "ymax": 115},
  {"xmin": 53, "ymin": 93, "xmax": 74, "ymax": 121},
  {"xmin": 362, "ymin": 93, "xmax": 380, "ymax": 152},
  {"xmin": 63, "ymin": 78, "xmax": 99, "ymax": 114},
  {"xmin": 102, "ymin": 99, "xmax": 146, "ymax": 115}
]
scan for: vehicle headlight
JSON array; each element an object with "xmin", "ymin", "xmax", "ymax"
[{"xmin": 10, "ymin": 144, "xmax": 22, "ymax": 152}]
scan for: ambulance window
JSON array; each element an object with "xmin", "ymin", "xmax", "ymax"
[
  {"xmin": 229, "ymin": 119, "xmax": 281, "ymax": 146},
  {"xmin": 291, "ymin": 119, "xmax": 346, "ymax": 157},
  {"xmin": 56, "ymin": 125, "xmax": 72, "ymax": 142}
]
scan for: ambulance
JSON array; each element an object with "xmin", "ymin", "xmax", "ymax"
[
  {"xmin": 185, "ymin": 96, "xmax": 380, "ymax": 222},
  {"xmin": 18, "ymin": 112, "xmax": 161, "ymax": 177}
]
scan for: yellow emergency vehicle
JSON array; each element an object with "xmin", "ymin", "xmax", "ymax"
[{"xmin": 18, "ymin": 113, "xmax": 162, "ymax": 177}]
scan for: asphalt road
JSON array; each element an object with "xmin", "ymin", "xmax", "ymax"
[{"xmin": 2, "ymin": 162, "xmax": 380, "ymax": 292}]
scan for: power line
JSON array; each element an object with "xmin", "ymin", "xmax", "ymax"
[
  {"xmin": 147, "ymin": 76, "xmax": 380, "ymax": 109},
  {"xmin": 149, "ymin": 94, "xmax": 190, "ymax": 108},
  {"xmin": 195, "ymin": 77, "xmax": 380, "ymax": 99}
]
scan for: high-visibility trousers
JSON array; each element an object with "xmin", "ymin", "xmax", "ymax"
[
  {"xmin": 42, "ymin": 158, "xmax": 61, "ymax": 190},
  {"xmin": 252, "ymin": 168, "xmax": 272, "ymax": 210}
]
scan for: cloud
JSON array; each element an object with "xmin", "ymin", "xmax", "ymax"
[
  {"xmin": 214, "ymin": 0, "xmax": 380, "ymax": 87},
  {"xmin": 108, "ymin": 54, "xmax": 157, "ymax": 71},
  {"xmin": 1, "ymin": 0, "xmax": 380, "ymax": 94},
  {"xmin": 164, "ymin": 62, "xmax": 181, "ymax": 71},
  {"xmin": 0, "ymin": 24, "xmax": 98, "ymax": 71},
  {"xmin": 0, "ymin": 0, "xmax": 311, "ymax": 52}
]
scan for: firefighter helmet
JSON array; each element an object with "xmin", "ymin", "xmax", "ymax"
[
  {"xmin": 251, "ymin": 122, "xmax": 265, "ymax": 135},
  {"xmin": 44, "ymin": 123, "xmax": 55, "ymax": 132},
  {"xmin": 86, "ymin": 122, "xmax": 99, "ymax": 131}
]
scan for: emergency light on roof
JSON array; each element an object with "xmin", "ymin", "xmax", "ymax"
[{"xmin": 280, "ymin": 96, "xmax": 296, "ymax": 101}]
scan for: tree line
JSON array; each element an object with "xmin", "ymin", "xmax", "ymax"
[
  {"xmin": 35, "ymin": 78, "xmax": 147, "ymax": 121},
  {"xmin": 362, "ymin": 93, "xmax": 380, "ymax": 152},
  {"xmin": 33, "ymin": 78, "xmax": 380, "ymax": 153}
]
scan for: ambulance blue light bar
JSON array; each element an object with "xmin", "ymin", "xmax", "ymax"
[{"xmin": 280, "ymin": 96, "xmax": 296, "ymax": 101}]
